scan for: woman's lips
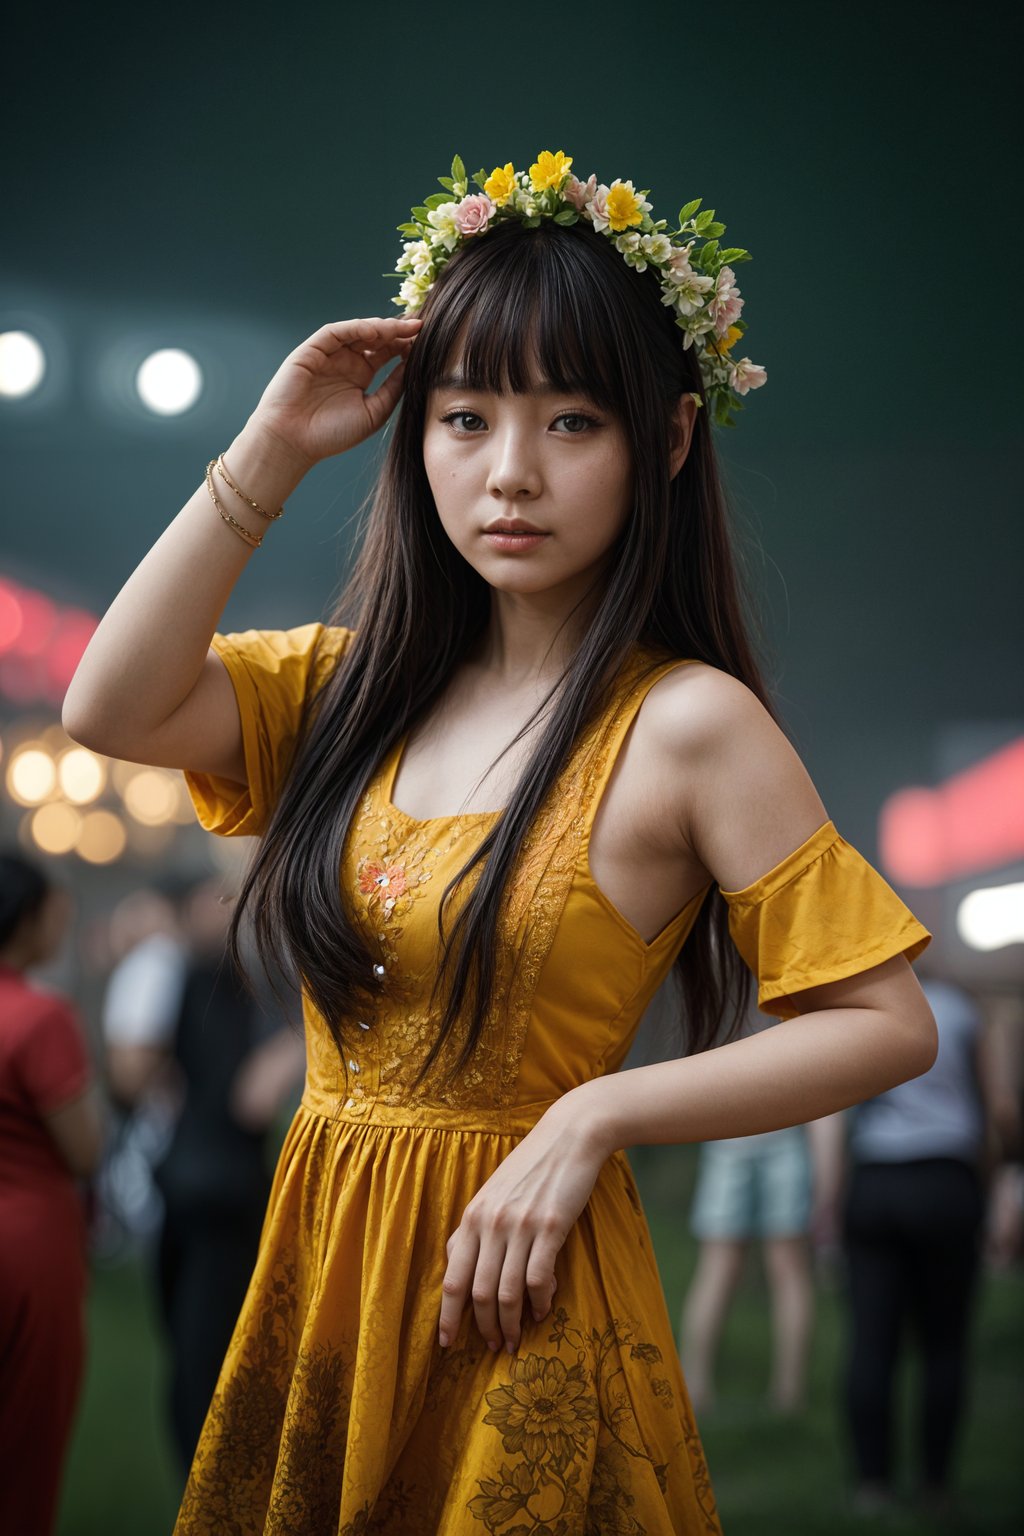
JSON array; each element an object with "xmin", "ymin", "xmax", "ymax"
[{"xmin": 481, "ymin": 531, "xmax": 550, "ymax": 552}]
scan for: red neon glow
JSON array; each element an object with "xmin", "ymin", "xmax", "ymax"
[
  {"xmin": 0, "ymin": 581, "xmax": 24, "ymax": 653},
  {"xmin": 0, "ymin": 576, "xmax": 99, "ymax": 706},
  {"xmin": 880, "ymin": 738, "xmax": 1024, "ymax": 886},
  {"xmin": 12, "ymin": 589, "xmax": 56, "ymax": 657}
]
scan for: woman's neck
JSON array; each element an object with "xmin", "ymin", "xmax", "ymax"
[{"xmin": 475, "ymin": 581, "xmax": 603, "ymax": 688}]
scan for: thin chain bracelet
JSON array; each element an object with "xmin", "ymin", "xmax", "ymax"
[
  {"xmin": 205, "ymin": 459, "xmax": 263, "ymax": 549},
  {"xmin": 216, "ymin": 452, "xmax": 284, "ymax": 521}
]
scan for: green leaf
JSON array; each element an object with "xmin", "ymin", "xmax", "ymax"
[
  {"xmin": 451, "ymin": 153, "xmax": 467, "ymax": 184},
  {"xmin": 700, "ymin": 239, "xmax": 720, "ymax": 266},
  {"xmin": 397, "ymin": 222, "xmax": 422, "ymax": 237},
  {"xmin": 704, "ymin": 221, "xmax": 726, "ymax": 238},
  {"xmin": 410, "ymin": 205, "xmax": 430, "ymax": 222},
  {"xmin": 718, "ymin": 247, "xmax": 750, "ymax": 264},
  {"xmin": 694, "ymin": 209, "xmax": 715, "ymax": 232},
  {"xmin": 423, "ymin": 192, "xmax": 452, "ymax": 210},
  {"xmin": 523, "ymin": 215, "xmax": 542, "ymax": 228},
  {"xmin": 679, "ymin": 198, "xmax": 702, "ymax": 222},
  {"xmin": 553, "ymin": 208, "xmax": 579, "ymax": 225},
  {"xmin": 437, "ymin": 176, "xmax": 455, "ymax": 191}
]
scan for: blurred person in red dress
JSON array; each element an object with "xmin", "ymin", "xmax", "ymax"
[{"xmin": 0, "ymin": 850, "xmax": 104, "ymax": 1536}]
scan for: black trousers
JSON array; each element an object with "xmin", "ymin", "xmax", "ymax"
[
  {"xmin": 156, "ymin": 1201, "xmax": 266, "ymax": 1477},
  {"xmin": 841, "ymin": 1157, "xmax": 985, "ymax": 1490}
]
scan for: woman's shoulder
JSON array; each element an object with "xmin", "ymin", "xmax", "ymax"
[{"xmin": 633, "ymin": 649, "xmax": 776, "ymax": 764}]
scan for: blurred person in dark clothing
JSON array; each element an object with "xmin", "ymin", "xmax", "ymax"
[
  {"xmin": 815, "ymin": 970, "xmax": 998, "ymax": 1523},
  {"xmin": 0, "ymin": 850, "xmax": 103, "ymax": 1536},
  {"xmin": 137, "ymin": 876, "xmax": 305, "ymax": 1476}
]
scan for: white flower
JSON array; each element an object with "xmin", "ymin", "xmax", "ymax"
[
  {"xmin": 640, "ymin": 232, "xmax": 673, "ymax": 266},
  {"xmin": 614, "ymin": 231, "xmax": 647, "ymax": 269},
  {"xmin": 398, "ymin": 273, "xmax": 432, "ymax": 311},
  {"xmin": 396, "ymin": 239, "xmax": 434, "ymax": 278},
  {"xmin": 426, "ymin": 201, "xmax": 461, "ymax": 252},
  {"xmin": 659, "ymin": 270, "xmax": 713, "ymax": 316},
  {"xmin": 673, "ymin": 309, "xmax": 717, "ymax": 349}
]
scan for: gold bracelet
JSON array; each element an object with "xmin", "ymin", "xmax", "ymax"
[
  {"xmin": 216, "ymin": 452, "xmax": 284, "ymax": 521},
  {"xmin": 205, "ymin": 459, "xmax": 263, "ymax": 549}
]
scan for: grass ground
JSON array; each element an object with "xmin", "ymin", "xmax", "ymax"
[{"xmin": 57, "ymin": 1143, "xmax": 1023, "ymax": 1534}]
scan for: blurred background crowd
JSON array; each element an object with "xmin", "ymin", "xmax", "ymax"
[{"xmin": 2, "ymin": 2, "xmax": 1021, "ymax": 1532}]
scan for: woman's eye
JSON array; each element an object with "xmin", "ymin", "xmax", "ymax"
[
  {"xmin": 441, "ymin": 411, "xmax": 485, "ymax": 433},
  {"xmin": 440, "ymin": 410, "xmax": 598, "ymax": 435}
]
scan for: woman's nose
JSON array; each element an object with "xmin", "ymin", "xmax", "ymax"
[{"xmin": 485, "ymin": 427, "xmax": 543, "ymax": 500}]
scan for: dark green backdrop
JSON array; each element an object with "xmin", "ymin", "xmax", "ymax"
[{"xmin": 3, "ymin": 0, "xmax": 1021, "ymax": 860}]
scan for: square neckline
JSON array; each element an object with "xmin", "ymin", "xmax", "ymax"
[
  {"xmin": 383, "ymin": 733, "xmax": 502, "ymax": 826},
  {"xmin": 380, "ymin": 728, "xmax": 711, "ymax": 954}
]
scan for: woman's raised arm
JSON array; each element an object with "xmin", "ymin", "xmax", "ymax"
[{"xmin": 61, "ymin": 316, "xmax": 421, "ymax": 781}]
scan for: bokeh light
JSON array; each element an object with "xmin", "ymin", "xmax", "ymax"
[
  {"xmin": 135, "ymin": 348, "xmax": 202, "ymax": 415},
  {"xmin": 57, "ymin": 746, "xmax": 106, "ymax": 804},
  {"xmin": 7, "ymin": 745, "xmax": 57, "ymax": 805},
  {"xmin": 957, "ymin": 881, "xmax": 1024, "ymax": 952},
  {"xmin": 0, "ymin": 330, "xmax": 46, "ymax": 399},
  {"xmin": 30, "ymin": 802, "xmax": 82, "ymax": 855},
  {"xmin": 122, "ymin": 767, "xmax": 179, "ymax": 824},
  {"xmin": 75, "ymin": 809, "xmax": 127, "ymax": 864}
]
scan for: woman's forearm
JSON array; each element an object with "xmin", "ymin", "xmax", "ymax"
[
  {"xmin": 61, "ymin": 417, "xmax": 312, "ymax": 752},
  {"xmin": 568, "ymin": 1003, "xmax": 938, "ymax": 1157}
]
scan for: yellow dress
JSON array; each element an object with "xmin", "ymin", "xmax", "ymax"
[{"xmin": 176, "ymin": 623, "xmax": 931, "ymax": 1536}]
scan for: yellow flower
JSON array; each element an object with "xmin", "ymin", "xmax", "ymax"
[
  {"xmin": 717, "ymin": 325, "xmax": 744, "ymax": 354},
  {"xmin": 605, "ymin": 181, "xmax": 644, "ymax": 232},
  {"xmin": 484, "ymin": 162, "xmax": 517, "ymax": 206},
  {"xmin": 529, "ymin": 149, "xmax": 573, "ymax": 192}
]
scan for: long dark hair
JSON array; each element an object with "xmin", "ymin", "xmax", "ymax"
[{"xmin": 230, "ymin": 217, "xmax": 779, "ymax": 1091}]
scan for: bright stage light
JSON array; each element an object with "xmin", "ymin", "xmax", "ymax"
[
  {"xmin": 57, "ymin": 746, "xmax": 106, "ymax": 804},
  {"xmin": 30, "ymin": 803, "xmax": 82, "ymax": 856},
  {"xmin": 7, "ymin": 746, "xmax": 57, "ymax": 805},
  {"xmin": 957, "ymin": 882, "xmax": 1024, "ymax": 952},
  {"xmin": 0, "ymin": 331, "xmax": 46, "ymax": 398},
  {"xmin": 122, "ymin": 767, "xmax": 179, "ymax": 824},
  {"xmin": 75, "ymin": 810, "xmax": 127, "ymax": 864},
  {"xmin": 135, "ymin": 348, "xmax": 203, "ymax": 415}
]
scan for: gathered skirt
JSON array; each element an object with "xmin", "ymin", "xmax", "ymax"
[{"xmin": 174, "ymin": 1102, "xmax": 722, "ymax": 1534}]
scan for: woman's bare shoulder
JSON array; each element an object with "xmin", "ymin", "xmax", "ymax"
[
  {"xmin": 640, "ymin": 657, "xmax": 777, "ymax": 759},
  {"xmin": 636, "ymin": 660, "xmax": 829, "ymax": 886}
]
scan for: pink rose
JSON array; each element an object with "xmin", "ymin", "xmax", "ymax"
[
  {"xmin": 563, "ymin": 173, "xmax": 597, "ymax": 212},
  {"xmin": 708, "ymin": 266, "xmax": 745, "ymax": 336},
  {"xmin": 453, "ymin": 194, "xmax": 496, "ymax": 236},
  {"xmin": 729, "ymin": 357, "xmax": 767, "ymax": 395},
  {"xmin": 586, "ymin": 183, "xmax": 612, "ymax": 231},
  {"xmin": 666, "ymin": 242, "xmax": 696, "ymax": 282}
]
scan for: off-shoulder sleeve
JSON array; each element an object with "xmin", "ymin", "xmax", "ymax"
[
  {"xmin": 183, "ymin": 622, "xmax": 355, "ymax": 837},
  {"xmin": 719, "ymin": 820, "xmax": 931, "ymax": 1020}
]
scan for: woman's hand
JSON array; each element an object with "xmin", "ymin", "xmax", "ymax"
[
  {"xmin": 248, "ymin": 314, "xmax": 423, "ymax": 468},
  {"xmin": 438, "ymin": 1096, "xmax": 610, "ymax": 1355}
]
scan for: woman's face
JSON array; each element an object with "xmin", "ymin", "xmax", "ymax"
[{"xmin": 422, "ymin": 365, "xmax": 634, "ymax": 600}]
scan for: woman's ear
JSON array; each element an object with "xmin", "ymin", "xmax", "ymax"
[{"xmin": 668, "ymin": 393, "xmax": 699, "ymax": 480}]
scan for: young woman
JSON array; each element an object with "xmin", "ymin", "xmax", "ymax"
[
  {"xmin": 64, "ymin": 153, "xmax": 936, "ymax": 1534},
  {"xmin": 0, "ymin": 852, "xmax": 103, "ymax": 1536}
]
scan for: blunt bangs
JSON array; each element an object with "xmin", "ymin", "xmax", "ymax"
[{"xmin": 404, "ymin": 220, "xmax": 684, "ymax": 420}]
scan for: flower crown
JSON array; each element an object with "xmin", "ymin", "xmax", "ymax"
[{"xmin": 391, "ymin": 150, "xmax": 766, "ymax": 428}]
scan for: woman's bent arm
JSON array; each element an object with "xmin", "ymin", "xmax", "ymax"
[
  {"xmin": 61, "ymin": 313, "xmax": 422, "ymax": 780},
  {"xmin": 61, "ymin": 419, "xmax": 312, "ymax": 780}
]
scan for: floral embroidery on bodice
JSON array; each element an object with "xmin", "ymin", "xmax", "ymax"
[{"xmin": 300, "ymin": 648, "xmax": 712, "ymax": 1126}]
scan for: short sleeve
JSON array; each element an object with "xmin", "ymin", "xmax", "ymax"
[
  {"xmin": 719, "ymin": 820, "xmax": 932, "ymax": 1020},
  {"xmin": 184, "ymin": 622, "xmax": 355, "ymax": 837},
  {"xmin": 14, "ymin": 997, "xmax": 91, "ymax": 1114}
]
